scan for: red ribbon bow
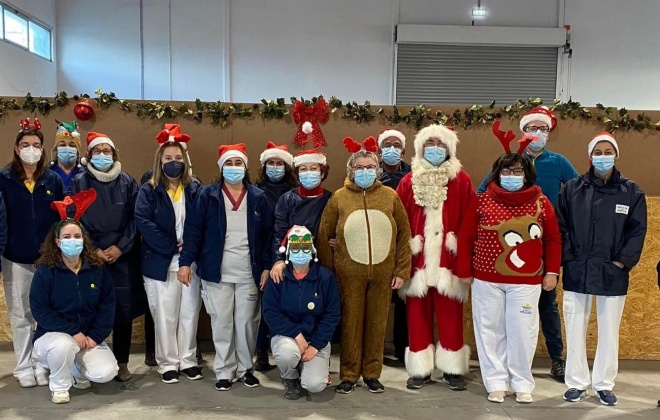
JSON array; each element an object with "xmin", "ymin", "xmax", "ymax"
[
  {"xmin": 19, "ymin": 118, "xmax": 41, "ymax": 131},
  {"xmin": 292, "ymin": 98, "xmax": 329, "ymax": 148}
]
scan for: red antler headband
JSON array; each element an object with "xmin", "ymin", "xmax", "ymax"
[
  {"xmin": 19, "ymin": 118, "xmax": 41, "ymax": 131},
  {"xmin": 491, "ymin": 121, "xmax": 535, "ymax": 155},
  {"xmin": 51, "ymin": 189, "xmax": 97, "ymax": 222},
  {"xmin": 342, "ymin": 136, "xmax": 378, "ymax": 154}
]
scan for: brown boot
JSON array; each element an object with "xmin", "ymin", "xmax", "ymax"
[{"xmin": 115, "ymin": 363, "xmax": 132, "ymax": 382}]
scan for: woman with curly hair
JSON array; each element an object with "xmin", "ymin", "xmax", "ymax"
[{"xmin": 30, "ymin": 191, "xmax": 118, "ymax": 404}]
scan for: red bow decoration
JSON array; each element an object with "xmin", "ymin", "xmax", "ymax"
[
  {"xmin": 491, "ymin": 120, "xmax": 535, "ymax": 155},
  {"xmin": 51, "ymin": 189, "xmax": 97, "ymax": 221},
  {"xmin": 292, "ymin": 98, "xmax": 329, "ymax": 148},
  {"xmin": 343, "ymin": 136, "xmax": 379, "ymax": 154},
  {"xmin": 155, "ymin": 124, "xmax": 191, "ymax": 145},
  {"xmin": 19, "ymin": 118, "xmax": 41, "ymax": 131}
]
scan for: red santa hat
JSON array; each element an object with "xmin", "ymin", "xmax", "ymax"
[
  {"xmin": 217, "ymin": 143, "xmax": 248, "ymax": 168},
  {"xmin": 588, "ymin": 132, "xmax": 619, "ymax": 157},
  {"xmin": 155, "ymin": 124, "xmax": 191, "ymax": 149},
  {"xmin": 293, "ymin": 148, "xmax": 327, "ymax": 167},
  {"xmin": 377, "ymin": 129, "xmax": 406, "ymax": 148},
  {"xmin": 278, "ymin": 225, "xmax": 317, "ymax": 264},
  {"xmin": 413, "ymin": 124, "xmax": 459, "ymax": 159},
  {"xmin": 519, "ymin": 106, "xmax": 558, "ymax": 132},
  {"xmin": 86, "ymin": 131, "xmax": 115, "ymax": 151},
  {"xmin": 259, "ymin": 141, "xmax": 294, "ymax": 167}
]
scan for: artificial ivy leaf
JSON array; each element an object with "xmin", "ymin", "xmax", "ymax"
[
  {"xmin": 596, "ymin": 103, "xmax": 605, "ymax": 110},
  {"xmin": 489, "ymin": 100, "xmax": 496, "ymax": 109},
  {"xmin": 619, "ymin": 108, "xmax": 628, "ymax": 117}
]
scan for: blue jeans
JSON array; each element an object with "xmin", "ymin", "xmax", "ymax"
[{"xmin": 538, "ymin": 288, "xmax": 563, "ymax": 360}]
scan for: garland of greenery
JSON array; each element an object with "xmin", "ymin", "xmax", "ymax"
[{"xmin": 0, "ymin": 89, "xmax": 658, "ymax": 134}]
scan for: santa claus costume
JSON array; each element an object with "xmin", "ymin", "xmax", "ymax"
[{"xmin": 395, "ymin": 124, "xmax": 475, "ymax": 390}]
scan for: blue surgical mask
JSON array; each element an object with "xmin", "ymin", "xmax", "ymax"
[
  {"xmin": 59, "ymin": 238, "xmax": 84, "ymax": 258},
  {"xmin": 526, "ymin": 130, "xmax": 548, "ymax": 152},
  {"xmin": 500, "ymin": 175, "xmax": 524, "ymax": 192},
  {"xmin": 299, "ymin": 171, "xmax": 321, "ymax": 190},
  {"xmin": 90, "ymin": 154, "xmax": 114, "ymax": 171},
  {"xmin": 381, "ymin": 146, "xmax": 402, "ymax": 166},
  {"xmin": 288, "ymin": 250, "xmax": 313, "ymax": 267},
  {"xmin": 222, "ymin": 166, "xmax": 245, "ymax": 184},
  {"xmin": 423, "ymin": 146, "xmax": 446, "ymax": 166},
  {"xmin": 354, "ymin": 169, "xmax": 377, "ymax": 189},
  {"xmin": 266, "ymin": 165, "xmax": 285, "ymax": 182},
  {"xmin": 57, "ymin": 146, "xmax": 78, "ymax": 165},
  {"xmin": 592, "ymin": 155, "xmax": 615, "ymax": 174}
]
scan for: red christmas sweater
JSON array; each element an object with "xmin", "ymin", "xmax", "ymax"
[{"xmin": 457, "ymin": 183, "xmax": 561, "ymax": 285}]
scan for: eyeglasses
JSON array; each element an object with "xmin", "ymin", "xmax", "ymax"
[
  {"xmin": 353, "ymin": 165, "xmax": 378, "ymax": 171},
  {"xmin": 289, "ymin": 244, "xmax": 312, "ymax": 253},
  {"xmin": 381, "ymin": 143, "xmax": 403, "ymax": 149},
  {"xmin": 523, "ymin": 126, "xmax": 550, "ymax": 134},
  {"xmin": 501, "ymin": 167, "xmax": 524, "ymax": 176},
  {"xmin": 18, "ymin": 143, "xmax": 43, "ymax": 150},
  {"xmin": 91, "ymin": 149, "xmax": 113, "ymax": 156}
]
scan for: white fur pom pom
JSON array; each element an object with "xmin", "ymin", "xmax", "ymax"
[
  {"xmin": 279, "ymin": 246, "xmax": 286, "ymax": 253},
  {"xmin": 302, "ymin": 121, "xmax": 313, "ymax": 134}
]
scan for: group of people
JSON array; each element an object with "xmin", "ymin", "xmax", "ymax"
[{"xmin": 0, "ymin": 106, "xmax": 649, "ymax": 408}]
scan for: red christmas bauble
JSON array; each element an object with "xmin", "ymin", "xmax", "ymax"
[{"xmin": 74, "ymin": 102, "xmax": 94, "ymax": 121}]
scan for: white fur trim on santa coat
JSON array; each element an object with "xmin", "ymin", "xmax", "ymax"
[
  {"xmin": 259, "ymin": 148, "xmax": 293, "ymax": 167},
  {"xmin": 444, "ymin": 231, "xmax": 457, "ymax": 256},
  {"xmin": 293, "ymin": 153, "xmax": 327, "ymax": 167},
  {"xmin": 435, "ymin": 343, "xmax": 471, "ymax": 375},
  {"xmin": 413, "ymin": 124, "xmax": 458, "ymax": 162},
  {"xmin": 409, "ymin": 235, "xmax": 423, "ymax": 256},
  {"xmin": 398, "ymin": 268, "xmax": 428, "ymax": 300},
  {"xmin": 378, "ymin": 129, "xmax": 406, "ymax": 148},
  {"xmin": 405, "ymin": 344, "xmax": 435, "ymax": 378}
]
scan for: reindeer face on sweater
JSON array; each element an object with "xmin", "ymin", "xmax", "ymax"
[{"xmin": 481, "ymin": 201, "xmax": 544, "ymax": 276}]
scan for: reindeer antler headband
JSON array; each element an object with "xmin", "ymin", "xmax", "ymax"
[
  {"xmin": 491, "ymin": 120, "xmax": 535, "ymax": 158},
  {"xmin": 51, "ymin": 189, "xmax": 97, "ymax": 235},
  {"xmin": 19, "ymin": 118, "xmax": 41, "ymax": 132},
  {"xmin": 342, "ymin": 136, "xmax": 379, "ymax": 154}
]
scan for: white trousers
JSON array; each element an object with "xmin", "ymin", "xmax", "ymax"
[
  {"xmin": 144, "ymin": 269, "xmax": 202, "ymax": 374},
  {"xmin": 2, "ymin": 258, "xmax": 41, "ymax": 380},
  {"xmin": 472, "ymin": 279, "xmax": 542, "ymax": 393},
  {"xmin": 271, "ymin": 335, "xmax": 331, "ymax": 394},
  {"xmin": 32, "ymin": 332, "xmax": 118, "ymax": 392},
  {"xmin": 563, "ymin": 291, "xmax": 626, "ymax": 392},
  {"xmin": 201, "ymin": 280, "xmax": 260, "ymax": 380}
]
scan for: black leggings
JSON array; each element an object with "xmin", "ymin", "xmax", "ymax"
[{"xmin": 112, "ymin": 322, "xmax": 133, "ymax": 364}]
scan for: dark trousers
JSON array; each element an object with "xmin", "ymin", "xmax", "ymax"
[
  {"xmin": 144, "ymin": 308, "xmax": 155, "ymax": 354},
  {"xmin": 538, "ymin": 288, "xmax": 564, "ymax": 360},
  {"xmin": 256, "ymin": 313, "xmax": 270, "ymax": 351},
  {"xmin": 392, "ymin": 292, "xmax": 408, "ymax": 359},
  {"xmin": 112, "ymin": 322, "xmax": 133, "ymax": 364}
]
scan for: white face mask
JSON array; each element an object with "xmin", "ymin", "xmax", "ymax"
[{"xmin": 19, "ymin": 146, "xmax": 42, "ymax": 165}]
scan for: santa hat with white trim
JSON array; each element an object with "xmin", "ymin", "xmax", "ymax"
[
  {"xmin": 377, "ymin": 129, "xmax": 406, "ymax": 148},
  {"xmin": 259, "ymin": 141, "xmax": 294, "ymax": 167},
  {"xmin": 293, "ymin": 148, "xmax": 327, "ymax": 167},
  {"xmin": 588, "ymin": 132, "xmax": 619, "ymax": 157},
  {"xmin": 278, "ymin": 225, "xmax": 317, "ymax": 264},
  {"xmin": 217, "ymin": 143, "xmax": 248, "ymax": 169},
  {"xmin": 519, "ymin": 106, "xmax": 558, "ymax": 132},
  {"xmin": 413, "ymin": 124, "xmax": 459, "ymax": 160},
  {"xmin": 81, "ymin": 131, "xmax": 115, "ymax": 165}
]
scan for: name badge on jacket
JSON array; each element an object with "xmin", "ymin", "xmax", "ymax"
[{"xmin": 615, "ymin": 204, "xmax": 629, "ymax": 215}]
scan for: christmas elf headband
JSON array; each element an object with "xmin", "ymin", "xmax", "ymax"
[
  {"xmin": 278, "ymin": 225, "xmax": 318, "ymax": 264},
  {"xmin": 51, "ymin": 189, "xmax": 97, "ymax": 236}
]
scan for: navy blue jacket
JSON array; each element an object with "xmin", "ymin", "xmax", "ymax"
[
  {"xmin": 257, "ymin": 181, "xmax": 295, "ymax": 211},
  {"xmin": 0, "ymin": 194, "xmax": 6, "ymax": 272},
  {"xmin": 557, "ymin": 168, "xmax": 647, "ymax": 296},
  {"xmin": 379, "ymin": 160, "xmax": 411, "ymax": 190},
  {"xmin": 272, "ymin": 188, "xmax": 332, "ymax": 262},
  {"xmin": 135, "ymin": 181, "xmax": 201, "ymax": 281},
  {"xmin": 0, "ymin": 166, "xmax": 64, "ymax": 264},
  {"xmin": 179, "ymin": 182, "xmax": 274, "ymax": 285},
  {"xmin": 30, "ymin": 261, "xmax": 116, "ymax": 345},
  {"xmin": 263, "ymin": 263, "xmax": 341, "ymax": 350}
]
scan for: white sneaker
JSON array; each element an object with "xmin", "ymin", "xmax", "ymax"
[
  {"xmin": 516, "ymin": 392, "xmax": 533, "ymax": 403},
  {"xmin": 35, "ymin": 371, "xmax": 49, "ymax": 386},
  {"xmin": 73, "ymin": 378, "xmax": 91, "ymax": 389},
  {"xmin": 18, "ymin": 375, "xmax": 37, "ymax": 388},
  {"xmin": 487, "ymin": 391, "xmax": 506, "ymax": 403},
  {"xmin": 51, "ymin": 391, "xmax": 70, "ymax": 404}
]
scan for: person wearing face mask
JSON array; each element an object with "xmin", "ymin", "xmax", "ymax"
[
  {"xmin": 557, "ymin": 133, "xmax": 646, "ymax": 407},
  {"xmin": 70, "ymin": 131, "xmax": 140, "ymax": 382},
  {"xmin": 178, "ymin": 143, "xmax": 273, "ymax": 392},
  {"xmin": 395, "ymin": 124, "xmax": 474, "ymax": 392},
  {"xmin": 316, "ymin": 137, "xmax": 411, "ymax": 394},
  {"xmin": 457, "ymin": 133, "xmax": 561, "ymax": 404},
  {"xmin": 253, "ymin": 141, "xmax": 298, "ymax": 371},
  {"xmin": 263, "ymin": 225, "xmax": 340, "ymax": 400},
  {"xmin": 0, "ymin": 118, "xmax": 64, "ymax": 388},
  {"xmin": 48, "ymin": 120, "xmax": 84, "ymax": 194},
  {"xmin": 30, "ymin": 190, "xmax": 118, "ymax": 404},
  {"xmin": 476, "ymin": 107, "xmax": 578, "ymax": 381},
  {"xmin": 135, "ymin": 128, "xmax": 203, "ymax": 384}
]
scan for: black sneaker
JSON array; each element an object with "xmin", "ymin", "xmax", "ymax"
[
  {"xmin": 442, "ymin": 373, "xmax": 467, "ymax": 391},
  {"xmin": 160, "ymin": 370, "xmax": 179, "ymax": 384},
  {"xmin": 283, "ymin": 378, "xmax": 301, "ymax": 400},
  {"xmin": 406, "ymin": 376, "xmax": 431, "ymax": 389},
  {"xmin": 214, "ymin": 379, "xmax": 232, "ymax": 391},
  {"xmin": 180, "ymin": 366, "xmax": 203, "ymax": 380},
  {"xmin": 144, "ymin": 352, "xmax": 158, "ymax": 367},
  {"xmin": 254, "ymin": 349, "xmax": 275, "ymax": 372},
  {"xmin": 196, "ymin": 349, "xmax": 204, "ymax": 367},
  {"xmin": 597, "ymin": 390, "xmax": 618, "ymax": 406},
  {"xmin": 239, "ymin": 371, "xmax": 260, "ymax": 388},
  {"xmin": 563, "ymin": 388, "xmax": 587, "ymax": 402},
  {"xmin": 551, "ymin": 358, "xmax": 566, "ymax": 381},
  {"xmin": 335, "ymin": 381, "xmax": 356, "ymax": 394},
  {"xmin": 363, "ymin": 378, "xmax": 384, "ymax": 393}
]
